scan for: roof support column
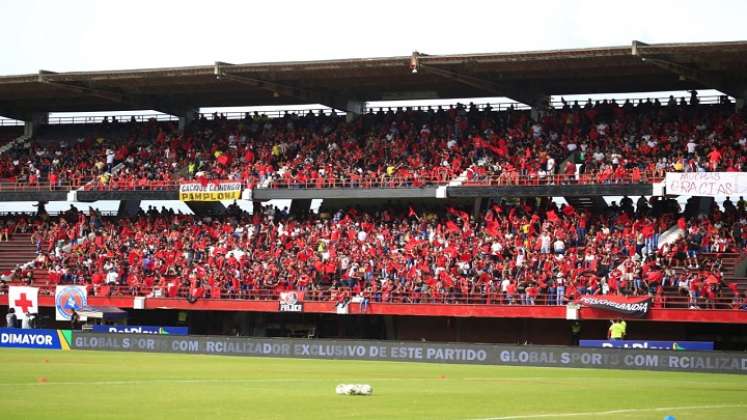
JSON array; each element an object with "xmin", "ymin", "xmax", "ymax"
[
  {"xmin": 177, "ymin": 108, "xmax": 199, "ymax": 133},
  {"xmin": 24, "ymin": 111, "xmax": 48, "ymax": 137},
  {"xmin": 736, "ymin": 89, "xmax": 747, "ymax": 112},
  {"xmin": 529, "ymin": 94, "xmax": 550, "ymax": 121},
  {"xmin": 343, "ymin": 99, "xmax": 364, "ymax": 122}
]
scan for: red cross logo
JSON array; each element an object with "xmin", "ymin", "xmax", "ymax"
[{"xmin": 14, "ymin": 293, "xmax": 33, "ymax": 313}]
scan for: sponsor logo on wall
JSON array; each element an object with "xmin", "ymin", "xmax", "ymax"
[
  {"xmin": 70, "ymin": 333, "xmax": 747, "ymax": 374},
  {"xmin": 91, "ymin": 325, "xmax": 189, "ymax": 335},
  {"xmin": 55, "ymin": 285, "xmax": 88, "ymax": 321},
  {"xmin": 279, "ymin": 291, "xmax": 304, "ymax": 312},
  {"xmin": 580, "ymin": 340, "xmax": 714, "ymax": 351},
  {"xmin": 0, "ymin": 328, "xmax": 72, "ymax": 350},
  {"xmin": 179, "ymin": 181, "xmax": 242, "ymax": 201}
]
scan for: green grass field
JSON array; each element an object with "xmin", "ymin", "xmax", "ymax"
[{"xmin": 0, "ymin": 349, "xmax": 746, "ymax": 420}]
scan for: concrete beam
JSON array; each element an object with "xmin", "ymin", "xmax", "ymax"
[
  {"xmin": 214, "ymin": 62, "xmax": 364, "ymax": 114},
  {"xmin": 36, "ymin": 70, "xmax": 195, "ymax": 118},
  {"xmin": 447, "ymin": 184, "xmax": 653, "ymax": 198},
  {"xmin": 632, "ymin": 40, "xmax": 739, "ymax": 97},
  {"xmin": 0, "ymin": 109, "xmax": 27, "ymax": 121},
  {"xmin": 411, "ymin": 52, "xmax": 541, "ymax": 106},
  {"xmin": 253, "ymin": 187, "xmax": 439, "ymax": 200}
]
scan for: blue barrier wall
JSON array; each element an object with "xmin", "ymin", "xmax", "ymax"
[
  {"xmin": 91, "ymin": 325, "xmax": 188, "ymax": 335},
  {"xmin": 0, "ymin": 328, "xmax": 70, "ymax": 350},
  {"xmin": 580, "ymin": 340, "xmax": 714, "ymax": 351}
]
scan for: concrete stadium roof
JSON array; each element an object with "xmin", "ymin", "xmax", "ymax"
[{"xmin": 1, "ymin": 40, "xmax": 746, "ymax": 119}]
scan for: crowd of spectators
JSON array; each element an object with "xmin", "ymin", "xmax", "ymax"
[
  {"xmin": 178, "ymin": 96, "xmax": 746, "ymax": 189},
  {"xmin": 0, "ymin": 94, "xmax": 743, "ymax": 191},
  {"xmin": 0, "ymin": 118, "xmax": 178, "ymax": 189},
  {"xmin": 4, "ymin": 195, "xmax": 745, "ymax": 310}
]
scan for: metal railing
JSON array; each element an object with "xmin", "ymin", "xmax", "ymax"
[
  {"xmin": 6, "ymin": 280, "xmax": 743, "ymax": 310},
  {"xmin": 0, "ymin": 169, "xmax": 666, "ymax": 192},
  {"xmin": 266, "ymin": 170, "xmax": 664, "ymax": 189},
  {"xmin": 0, "ymin": 180, "xmax": 83, "ymax": 192},
  {"xmin": 0, "ymin": 119, "xmax": 24, "ymax": 127},
  {"xmin": 0, "ymin": 94, "xmax": 731, "ymax": 127}
]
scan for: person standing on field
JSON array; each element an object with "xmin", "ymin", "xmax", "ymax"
[
  {"xmin": 608, "ymin": 320, "xmax": 624, "ymax": 340},
  {"xmin": 571, "ymin": 322, "xmax": 581, "ymax": 345},
  {"xmin": 70, "ymin": 309, "xmax": 80, "ymax": 330},
  {"xmin": 5, "ymin": 308, "xmax": 16, "ymax": 328}
]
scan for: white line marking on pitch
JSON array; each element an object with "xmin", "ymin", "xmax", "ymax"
[
  {"xmin": 470, "ymin": 404, "xmax": 747, "ymax": 419},
  {"xmin": 0, "ymin": 377, "xmax": 436, "ymax": 387}
]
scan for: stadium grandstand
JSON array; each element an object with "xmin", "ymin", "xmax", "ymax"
[
  {"xmin": 4, "ymin": 0, "xmax": 747, "ymax": 413},
  {"xmin": 1, "ymin": 40, "xmax": 747, "ymax": 349}
]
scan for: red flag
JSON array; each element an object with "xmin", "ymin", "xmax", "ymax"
[
  {"xmin": 446, "ymin": 221, "xmax": 460, "ymax": 233},
  {"xmin": 216, "ymin": 154, "xmax": 230, "ymax": 166},
  {"xmin": 547, "ymin": 210, "xmax": 559, "ymax": 223},
  {"xmin": 485, "ymin": 143, "xmax": 503, "ymax": 157},
  {"xmin": 447, "ymin": 207, "xmax": 470, "ymax": 224},
  {"xmin": 408, "ymin": 206, "xmax": 417, "ymax": 218},
  {"xmin": 404, "ymin": 238, "xmax": 420, "ymax": 251},
  {"xmin": 486, "ymin": 222, "xmax": 500, "ymax": 238}
]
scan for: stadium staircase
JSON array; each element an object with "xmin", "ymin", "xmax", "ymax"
[
  {"xmin": 660, "ymin": 252, "xmax": 745, "ymax": 308},
  {"xmin": 722, "ymin": 253, "xmax": 747, "ymax": 293},
  {"xmin": 0, "ymin": 233, "xmax": 35, "ymax": 274},
  {"xmin": 0, "ymin": 134, "xmax": 32, "ymax": 189},
  {"xmin": 0, "ymin": 133, "xmax": 31, "ymax": 155}
]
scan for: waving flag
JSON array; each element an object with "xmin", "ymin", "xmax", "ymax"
[
  {"xmin": 447, "ymin": 207, "xmax": 470, "ymax": 224},
  {"xmin": 579, "ymin": 295, "xmax": 652, "ymax": 317},
  {"xmin": 9, "ymin": 286, "xmax": 39, "ymax": 321}
]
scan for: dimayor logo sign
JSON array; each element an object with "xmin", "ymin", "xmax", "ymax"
[
  {"xmin": 0, "ymin": 328, "xmax": 72, "ymax": 350},
  {"xmin": 55, "ymin": 285, "xmax": 88, "ymax": 321}
]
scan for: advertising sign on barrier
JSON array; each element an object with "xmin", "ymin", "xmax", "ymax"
[
  {"xmin": 55, "ymin": 285, "xmax": 88, "ymax": 321},
  {"xmin": 69, "ymin": 333, "xmax": 747, "ymax": 374},
  {"xmin": 279, "ymin": 291, "xmax": 304, "ymax": 312},
  {"xmin": 0, "ymin": 328, "xmax": 71, "ymax": 350},
  {"xmin": 580, "ymin": 340, "xmax": 714, "ymax": 351},
  {"xmin": 665, "ymin": 172, "xmax": 747, "ymax": 197},
  {"xmin": 91, "ymin": 325, "xmax": 189, "ymax": 335},
  {"xmin": 8, "ymin": 286, "xmax": 39, "ymax": 323},
  {"xmin": 578, "ymin": 295, "xmax": 651, "ymax": 317},
  {"xmin": 179, "ymin": 181, "xmax": 242, "ymax": 201}
]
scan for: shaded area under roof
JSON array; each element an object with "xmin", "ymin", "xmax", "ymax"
[{"xmin": 1, "ymin": 40, "xmax": 746, "ymax": 119}]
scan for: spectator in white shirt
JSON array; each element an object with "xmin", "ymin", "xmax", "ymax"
[{"xmin": 106, "ymin": 269, "xmax": 119, "ymax": 285}]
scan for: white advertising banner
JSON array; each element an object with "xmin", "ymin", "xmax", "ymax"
[
  {"xmin": 8, "ymin": 286, "xmax": 39, "ymax": 322},
  {"xmin": 54, "ymin": 285, "xmax": 88, "ymax": 321},
  {"xmin": 665, "ymin": 172, "xmax": 747, "ymax": 197}
]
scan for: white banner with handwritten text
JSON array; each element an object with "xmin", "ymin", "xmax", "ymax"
[{"xmin": 665, "ymin": 172, "xmax": 747, "ymax": 197}]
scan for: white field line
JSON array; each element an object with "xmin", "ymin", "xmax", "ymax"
[
  {"xmin": 470, "ymin": 404, "xmax": 747, "ymax": 420},
  {"xmin": 0, "ymin": 377, "xmax": 438, "ymax": 387}
]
